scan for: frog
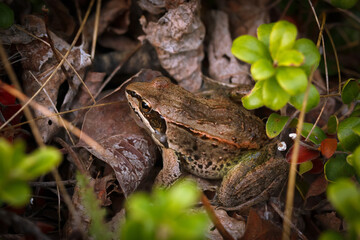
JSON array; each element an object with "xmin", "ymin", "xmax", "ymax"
[{"xmin": 125, "ymin": 76, "xmax": 289, "ymax": 209}]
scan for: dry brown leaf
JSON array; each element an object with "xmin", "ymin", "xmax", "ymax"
[
  {"xmin": 140, "ymin": 0, "xmax": 205, "ymax": 91},
  {"xmin": 79, "ymin": 69, "xmax": 161, "ymax": 196},
  {"xmin": 217, "ymin": 0, "xmax": 270, "ymax": 37},
  {"xmin": 16, "ymin": 15, "xmax": 91, "ymax": 142},
  {"xmin": 207, "ymin": 10, "xmax": 250, "ymax": 85},
  {"xmin": 207, "ymin": 209, "xmax": 246, "ymax": 240}
]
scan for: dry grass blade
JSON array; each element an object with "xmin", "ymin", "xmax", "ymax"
[
  {"xmin": 282, "ymin": 4, "xmax": 326, "ymax": 240},
  {"xmin": 91, "ymin": 0, "xmax": 102, "ymax": 60}
]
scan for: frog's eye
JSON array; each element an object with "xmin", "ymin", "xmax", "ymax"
[{"xmin": 140, "ymin": 100, "xmax": 151, "ymax": 113}]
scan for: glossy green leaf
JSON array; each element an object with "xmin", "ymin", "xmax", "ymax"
[
  {"xmin": 242, "ymin": 81, "xmax": 264, "ymax": 109},
  {"xmin": 299, "ymin": 161, "xmax": 313, "ymax": 175},
  {"xmin": 0, "ymin": 3, "xmax": 14, "ymax": 29},
  {"xmin": 330, "ymin": 0, "xmax": 358, "ymax": 9},
  {"xmin": 341, "ymin": 79, "xmax": 360, "ymax": 104},
  {"xmin": 352, "ymin": 146, "xmax": 360, "ymax": 177},
  {"xmin": 0, "ymin": 181, "xmax": 30, "ymax": 207},
  {"xmin": 262, "ymin": 77, "xmax": 290, "ymax": 110},
  {"xmin": 293, "ymin": 38, "xmax": 321, "ymax": 75},
  {"xmin": 250, "ymin": 59, "xmax": 275, "ymax": 81},
  {"xmin": 338, "ymin": 117, "xmax": 360, "ymax": 152},
  {"xmin": 231, "ymin": 35, "xmax": 271, "ymax": 64},
  {"xmin": 276, "ymin": 49, "xmax": 304, "ymax": 67},
  {"xmin": 269, "ymin": 20, "xmax": 297, "ymax": 59},
  {"xmin": 328, "ymin": 115, "xmax": 339, "ymax": 135},
  {"xmin": 301, "ymin": 122, "xmax": 327, "ymax": 145},
  {"xmin": 276, "ymin": 67, "xmax": 307, "ymax": 95},
  {"xmin": 266, "ymin": 113, "xmax": 289, "ymax": 138},
  {"xmin": 353, "ymin": 123, "xmax": 360, "ymax": 136},
  {"xmin": 20, "ymin": 147, "xmax": 62, "ymax": 179},
  {"xmin": 325, "ymin": 154, "xmax": 355, "ymax": 182},
  {"xmin": 290, "ymin": 84, "xmax": 320, "ymax": 112},
  {"xmin": 257, "ymin": 23, "xmax": 275, "ymax": 47},
  {"xmin": 327, "ymin": 179, "xmax": 360, "ymax": 222}
]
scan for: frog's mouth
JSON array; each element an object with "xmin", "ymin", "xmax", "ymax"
[{"xmin": 125, "ymin": 90, "xmax": 169, "ymax": 148}]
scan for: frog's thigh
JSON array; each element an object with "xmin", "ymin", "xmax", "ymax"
[
  {"xmin": 218, "ymin": 156, "xmax": 287, "ymax": 208},
  {"xmin": 155, "ymin": 148, "xmax": 182, "ymax": 186}
]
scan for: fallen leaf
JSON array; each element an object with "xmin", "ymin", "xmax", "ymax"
[
  {"xmin": 140, "ymin": 0, "xmax": 205, "ymax": 91},
  {"xmin": 207, "ymin": 10, "xmax": 250, "ymax": 85}
]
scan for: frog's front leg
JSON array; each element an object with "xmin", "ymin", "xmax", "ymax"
[
  {"xmin": 154, "ymin": 148, "xmax": 182, "ymax": 186},
  {"xmin": 217, "ymin": 147, "xmax": 288, "ymax": 210}
]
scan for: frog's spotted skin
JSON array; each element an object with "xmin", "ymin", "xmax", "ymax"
[{"xmin": 125, "ymin": 77, "xmax": 288, "ymax": 208}]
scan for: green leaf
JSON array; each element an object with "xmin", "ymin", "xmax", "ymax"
[
  {"xmin": 269, "ymin": 20, "xmax": 297, "ymax": 59},
  {"xmin": 353, "ymin": 123, "xmax": 360, "ymax": 136},
  {"xmin": 276, "ymin": 67, "xmax": 308, "ymax": 95},
  {"xmin": 0, "ymin": 3, "xmax": 14, "ymax": 29},
  {"xmin": 338, "ymin": 117, "xmax": 360, "ymax": 152},
  {"xmin": 276, "ymin": 49, "xmax": 304, "ymax": 67},
  {"xmin": 250, "ymin": 59, "xmax": 275, "ymax": 81},
  {"xmin": 330, "ymin": 0, "xmax": 358, "ymax": 9},
  {"xmin": 20, "ymin": 147, "xmax": 62, "ymax": 179},
  {"xmin": 257, "ymin": 23, "xmax": 275, "ymax": 48},
  {"xmin": 242, "ymin": 81, "xmax": 264, "ymax": 109},
  {"xmin": 231, "ymin": 35, "xmax": 271, "ymax": 64},
  {"xmin": 0, "ymin": 139, "xmax": 12, "ymax": 178},
  {"xmin": 293, "ymin": 38, "xmax": 321, "ymax": 75},
  {"xmin": 341, "ymin": 79, "xmax": 360, "ymax": 104},
  {"xmin": 327, "ymin": 115, "xmax": 339, "ymax": 135},
  {"xmin": 262, "ymin": 77, "xmax": 290, "ymax": 110},
  {"xmin": 352, "ymin": 146, "xmax": 360, "ymax": 177},
  {"xmin": 0, "ymin": 181, "xmax": 30, "ymax": 207},
  {"xmin": 319, "ymin": 231, "xmax": 345, "ymax": 240},
  {"xmin": 290, "ymin": 84, "xmax": 320, "ymax": 112},
  {"xmin": 299, "ymin": 161, "xmax": 313, "ymax": 175},
  {"xmin": 325, "ymin": 154, "xmax": 355, "ymax": 182},
  {"xmin": 265, "ymin": 113, "xmax": 289, "ymax": 138},
  {"xmin": 327, "ymin": 179, "xmax": 360, "ymax": 222},
  {"xmin": 301, "ymin": 122, "xmax": 327, "ymax": 145}
]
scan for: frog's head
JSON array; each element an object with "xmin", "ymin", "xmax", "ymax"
[{"xmin": 125, "ymin": 77, "xmax": 175, "ymax": 148}]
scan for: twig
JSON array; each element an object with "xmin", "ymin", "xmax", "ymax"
[
  {"xmin": 29, "ymin": 180, "xmax": 77, "ymax": 187},
  {"xmin": 201, "ymin": 194, "xmax": 235, "ymax": 240}
]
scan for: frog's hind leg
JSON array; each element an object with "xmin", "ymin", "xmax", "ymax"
[{"xmin": 155, "ymin": 148, "xmax": 182, "ymax": 186}]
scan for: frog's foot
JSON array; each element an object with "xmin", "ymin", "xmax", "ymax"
[
  {"xmin": 218, "ymin": 174, "xmax": 285, "ymax": 212},
  {"xmin": 154, "ymin": 148, "xmax": 182, "ymax": 187}
]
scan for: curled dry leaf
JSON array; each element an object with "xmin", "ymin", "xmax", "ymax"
[
  {"xmin": 14, "ymin": 15, "xmax": 91, "ymax": 142},
  {"xmin": 140, "ymin": 0, "xmax": 205, "ymax": 91},
  {"xmin": 207, "ymin": 10, "xmax": 250, "ymax": 85},
  {"xmin": 138, "ymin": 0, "xmax": 166, "ymax": 14},
  {"xmin": 79, "ymin": 69, "xmax": 161, "ymax": 196},
  {"xmin": 217, "ymin": 0, "xmax": 270, "ymax": 37}
]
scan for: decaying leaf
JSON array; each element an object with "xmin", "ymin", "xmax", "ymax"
[
  {"xmin": 207, "ymin": 209, "xmax": 246, "ymax": 240},
  {"xmin": 13, "ymin": 15, "xmax": 91, "ymax": 142},
  {"xmin": 79, "ymin": 69, "xmax": 161, "ymax": 196},
  {"xmin": 207, "ymin": 10, "xmax": 250, "ymax": 85},
  {"xmin": 140, "ymin": 0, "xmax": 205, "ymax": 91}
]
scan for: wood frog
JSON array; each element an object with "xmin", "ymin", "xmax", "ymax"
[{"xmin": 125, "ymin": 76, "xmax": 288, "ymax": 208}]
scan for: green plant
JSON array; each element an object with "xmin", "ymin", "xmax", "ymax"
[
  {"xmin": 120, "ymin": 180, "xmax": 209, "ymax": 240},
  {"xmin": 0, "ymin": 3, "xmax": 14, "ymax": 29},
  {"xmin": 76, "ymin": 176, "xmax": 209, "ymax": 240},
  {"xmin": 231, "ymin": 20, "xmax": 320, "ymax": 111},
  {"xmin": 0, "ymin": 138, "xmax": 62, "ymax": 206}
]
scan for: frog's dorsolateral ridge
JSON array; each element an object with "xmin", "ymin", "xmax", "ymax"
[{"xmin": 125, "ymin": 76, "xmax": 288, "ymax": 208}]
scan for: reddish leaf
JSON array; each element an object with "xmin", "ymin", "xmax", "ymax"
[
  {"xmin": 320, "ymin": 138, "xmax": 337, "ymax": 158},
  {"xmin": 305, "ymin": 174, "xmax": 328, "ymax": 201},
  {"xmin": 308, "ymin": 158, "xmax": 324, "ymax": 174},
  {"xmin": 35, "ymin": 221, "xmax": 55, "ymax": 234},
  {"xmin": 286, "ymin": 144, "xmax": 320, "ymax": 164}
]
